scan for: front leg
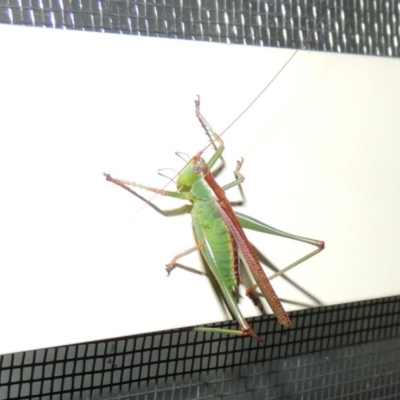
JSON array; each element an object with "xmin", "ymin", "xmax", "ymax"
[{"xmin": 104, "ymin": 173, "xmax": 192, "ymax": 217}]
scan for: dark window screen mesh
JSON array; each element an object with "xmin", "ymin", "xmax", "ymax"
[
  {"xmin": 1, "ymin": 296, "xmax": 400, "ymax": 399},
  {"xmin": 1, "ymin": 0, "xmax": 400, "ymax": 399},
  {"xmin": 0, "ymin": 0, "xmax": 399, "ymax": 56}
]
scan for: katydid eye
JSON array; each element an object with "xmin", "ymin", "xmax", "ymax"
[
  {"xmin": 193, "ymin": 164, "xmax": 203, "ymax": 174},
  {"xmin": 193, "ymin": 158, "xmax": 205, "ymax": 174}
]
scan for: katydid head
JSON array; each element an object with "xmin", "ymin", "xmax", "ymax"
[{"xmin": 177, "ymin": 151, "xmax": 209, "ymax": 192}]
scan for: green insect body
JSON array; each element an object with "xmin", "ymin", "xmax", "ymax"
[
  {"xmin": 180, "ymin": 155, "xmax": 260, "ymax": 339},
  {"xmin": 104, "ymin": 100, "xmax": 324, "ymax": 341}
]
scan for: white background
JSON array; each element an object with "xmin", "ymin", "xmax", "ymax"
[{"xmin": 1, "ymin": 24, "xmax": 399, "ymax": 354}]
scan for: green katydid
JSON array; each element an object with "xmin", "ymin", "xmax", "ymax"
[{"xmin": 104, "ymin": 97, "xmax": 324, "ymax": 341}]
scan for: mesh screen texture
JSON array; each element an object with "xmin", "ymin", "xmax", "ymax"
[
  {"xmin": 0, "ymin": 0, "xmax": 399, "ymax": 56},
  {"xmin": 1, "ymin": 296, "xmax": 400, "ymax": 399}
]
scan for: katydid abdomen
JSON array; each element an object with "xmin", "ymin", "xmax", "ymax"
[
  {"xmin": 192, "ymin": 187, "xmax": 238, "ymax": 291},
  {"xmin": 193, "ymin": 155, "xmax": 292, "ymax": 325},
  {"xmin": 191, "ymin": 177, "xmax": 261, "ymax": 340}
]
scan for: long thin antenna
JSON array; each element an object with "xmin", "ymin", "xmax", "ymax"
[
  {"xmin": 220, "ymin": 3, "xmax": 334, "ymax": 136},
  {"xmin": 115, "ymin": 3, "xmax": 335, "ymax": 218}
]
